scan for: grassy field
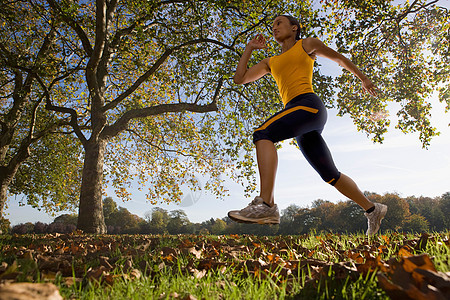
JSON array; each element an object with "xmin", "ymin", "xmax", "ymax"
[{"xmin": 0, "ymin": 231, "xmax": 449, "ymax": 299}]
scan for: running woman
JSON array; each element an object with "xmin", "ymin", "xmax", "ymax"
[{"xmin": 227, "ymin": 15, "xmax": 387, "ymax": 235}]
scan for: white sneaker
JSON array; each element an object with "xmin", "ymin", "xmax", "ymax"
[
  {"xmin": 365, "ymin": 203, "xmax": 388, "ymax": 235},
  {"xmin": 228, "ymin": 197, "xmax": 280, "ymax": 224}
]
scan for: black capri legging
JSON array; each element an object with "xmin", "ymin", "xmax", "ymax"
[{"xmin": 253, "ymin": 93, "xmax": 341, "ymax": 185}]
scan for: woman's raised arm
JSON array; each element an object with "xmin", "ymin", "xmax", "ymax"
[
  {"xmin": 233, "ymin": 34, "xmax": 271, "ymax": 85},
  {"xmin": 302, "ymin": 37, "xmax": 378, "ymax": 97}
]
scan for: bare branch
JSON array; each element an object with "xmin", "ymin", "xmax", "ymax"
[
  {"xmin": 193, "ymin": 84, "xmax": 208, "ymax": 104},
  {"xmin": 0, "ymin": 93, "xmax": 14, "ymax": 100}
]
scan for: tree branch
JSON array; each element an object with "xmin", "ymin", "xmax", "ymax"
[
  {"xmin": 0, "ymin": 26, "xmax": 58, "ymax": 159},
  {"xmin": 46, "ymin": 0, "xmax": 93, "ymax": 56},
  {"xmin": 0, "ymin": 79, "xmax": 15, "ymax": 91},
  {"xmin": 91, "ymin": 0, "xmax": 107, "ymax": 70},
  {"xmin": 126, "ymin": 128, "xmax": 203, "ymax": 160},
  {"xmin": 109, "ymin": 18, "xmax": 158, "ymax": 51},
  {"xmin": 212, "ymin": 76, "xmax": 224, "ymax": 104},
  {"xmin": 29, "ymin": 117, "xmax": 74, "ymax": 143},
  {"xmin": 396, "ymin": 0, "xmax": 439, "ymax": 23},
  {"xmin": 27, "ymin": 95, "xmax": 44, "ymax": 141},
  {"xmin": 357, "ymin": 0, "xmax": 439, "ymax": 56},
  {"xmin": 85, "ymin": 0, "xmax": 107, "ymax": 108},
  {"xmin": 231, "ymin": 15, "xmax": 268, "ymax": 48},
  {"xmin": 101, "ymin": 101, "xmax": 218, "ymax": 139},
  {"xmin": 30, "ymin": 74, "xmax": 88, "ymax": 146},
  {"xmin": 106, "ymin": 0, "xmax": 118, "ymax": 25},
  {"xmin": 2, "ymin": 52, "xmax": 88, "ymax": 146},
  {"xmin": 102, "ymin": 38, "xmax": 233, "ymax": 112},
  {"xmin": 44, "ymin": 104, "xmax": 88, "ymax": 146},
  {"xmin": 44, "ymin": 102, "xmax": 88, "ymax": 147},
  {"xmin": 6, "ymin": 112, "xmax": 73, "ymax": 178},
  {"xmin": 126, "ymin": 126, "xmax": 221, "ymax": 166}
]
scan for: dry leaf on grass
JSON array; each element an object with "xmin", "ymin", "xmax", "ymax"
[
  {"xmin": 1, "ymin": 232, "xmax": 448, "ymax": 298},
  {"xmin": 0, "ymin": 282, "xmax": 62, "ymax": 300},
  {"xmin": 377, "ymin": 254, "xmax": 449, "ymax": 300}
]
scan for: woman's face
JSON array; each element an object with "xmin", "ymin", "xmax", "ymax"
[{"xmin": 272, "ymin": 16, "xmax": 297, "ymax": 42}]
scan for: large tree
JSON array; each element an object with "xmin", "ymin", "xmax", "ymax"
[
  {"xmin": 0, "ymin": 0, "xmax": 83, "ymax": 223},
  {"xmin": 31, "ymin": 0, "xmax": 325, "ymax": 233}
]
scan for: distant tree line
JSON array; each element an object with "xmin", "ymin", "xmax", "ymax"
[{"xmin": 7, "ymin": 192, "xmax": 449, "ymax": 235}]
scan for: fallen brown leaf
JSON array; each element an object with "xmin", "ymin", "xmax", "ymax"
[
  {"xmin": 0, "ymin": 282, "xmax": 62, "ymax": 300},
  {"xmin": 378, "ymin": 254, "xmax": 448, "ymax": 300}
]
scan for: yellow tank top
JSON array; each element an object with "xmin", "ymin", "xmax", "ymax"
[{"xmin": 269, "ymin": 40, "xmax": 315, "ymax": 106}]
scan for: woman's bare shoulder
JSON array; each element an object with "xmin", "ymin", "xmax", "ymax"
[{"xmin": 302, "ymin": 37, "xmax": 322, "ymax": 48}]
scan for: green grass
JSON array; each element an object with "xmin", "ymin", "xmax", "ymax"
[
  {"xmin": 1, "ymin": 231, "xmax": 448, "ymax": 299},
  {"xmin": 54, "ymin": 264, "xmax": 386, "ymax": 299}
]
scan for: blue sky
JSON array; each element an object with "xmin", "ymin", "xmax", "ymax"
[{"xmin": 5, "ymin": 1, "xmax": 450, "ymax": 225}]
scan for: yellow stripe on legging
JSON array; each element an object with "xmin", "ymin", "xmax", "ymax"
[
  {"xmin": 327, "ymin": 178, "xmax": 335, "ymax": 184},
  {"xmin": 254, "ymin": 106, "xmax": 319, "ymax": 132}
]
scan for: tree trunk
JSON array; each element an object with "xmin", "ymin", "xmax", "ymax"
[
  {"xmin": 0, "ymin": 164, "xmax": 20, "ymax": 234},
  {"xmin": 77, "ymin": 139, "xmax": 107, "ymax": 233},
  {"xmin": 0, "ymin": 141, "xmax": 30, "ymax": 228},
  {"xmin": 0, "ymin": 171, "xmax": 12, "ymax": 227}
]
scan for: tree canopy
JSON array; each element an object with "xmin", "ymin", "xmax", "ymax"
[
  {"xmin": 0, "ymin": 0, "xmax": 83, "ymax": 222},
  {"xmin": 322, "ymin": 0, "xmax": 449, "ymax": 146}
]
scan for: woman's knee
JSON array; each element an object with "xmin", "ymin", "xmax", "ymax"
[{"xmin": 322, "ymin": 171, "xmax": 341, "ymax": 186}]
